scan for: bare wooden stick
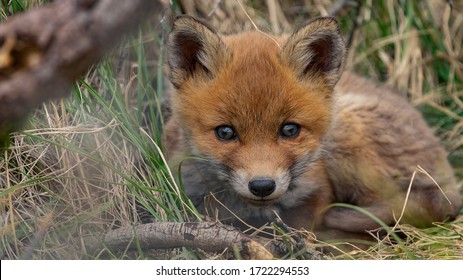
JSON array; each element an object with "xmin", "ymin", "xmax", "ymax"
[
  {"xmin": 83, "ymin": 222, "xmax": 273, "ymax": 259},
  {"xmin": 0, "ymin": 0, "xmax": 162, "ymax": 146},
  {"xmin": 83, "ymin": 221, "xmax": 325, "ymax": 260}
]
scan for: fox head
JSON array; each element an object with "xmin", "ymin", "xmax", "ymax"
[{"xmin": 167, "ymin": 15, "xmax": 345, "ymax": 208}]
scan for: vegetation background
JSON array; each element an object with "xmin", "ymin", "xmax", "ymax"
[{"xmin": 0, "ymin": 0, "xmax": 462, "ymax": 259}]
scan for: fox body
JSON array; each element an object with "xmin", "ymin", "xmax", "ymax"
[{"xmin": 164, "ymin": 15, "xmax": 462, "ymax": 241}]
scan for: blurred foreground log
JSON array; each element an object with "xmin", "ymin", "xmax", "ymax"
[
  {"xmin": 0, "ymin": 0, "xmax": 162, "ymax": 148},
  {"xmin": 83, "ymin": 221, "xmax": 326, "ymax": 260}
]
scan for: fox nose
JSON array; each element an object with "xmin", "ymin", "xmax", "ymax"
[{"xmin": 248, "ymin": 178, "xmax": 276, "ymax": 198}]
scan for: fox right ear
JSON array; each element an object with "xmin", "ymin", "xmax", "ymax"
[{"xmin": 167, "ymin": 15, "xmax": 231, "ymax": 88}]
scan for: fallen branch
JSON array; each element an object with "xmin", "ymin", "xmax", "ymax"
[
  {"xmin": 83, "ymin": 222, "xmax": 326, "ymax": 260},
  {"xmin": 0, "ymin": 0, "xmax": 162, "ymax": 148}
]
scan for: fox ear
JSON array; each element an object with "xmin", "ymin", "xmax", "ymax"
[
  {"xmin": 281, "ymin": 17, "xmax": 346, "ymax": 88},
  {"xmin": 167, "ymin": 15, "xmax": 231, "ymax": 88}
]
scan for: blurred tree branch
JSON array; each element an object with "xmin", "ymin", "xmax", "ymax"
[
  {"xmin": 0, "ymin": 0, "xmax": 162, "ymax": 149},
  {"xmin": 83, "ymin": 221, "xmax": 325, "ymax": 260}
]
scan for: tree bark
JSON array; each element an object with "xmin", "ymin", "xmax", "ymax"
[{"xmin": 0, "ymin": 0, "xmax": 162, "ymax": 147}]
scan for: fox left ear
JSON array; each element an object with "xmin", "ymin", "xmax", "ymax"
[{"xmin": 281, "ymin": 17, "xmax": 346, "ymax": 88}]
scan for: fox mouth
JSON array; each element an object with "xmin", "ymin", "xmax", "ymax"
[{"xmin": 246, "ymin": 197, "xmax": 278, "ymax": 207}]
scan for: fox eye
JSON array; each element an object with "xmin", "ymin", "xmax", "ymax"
[
  {"xmin": 280, "ymin": 123, "xmax": 301, "ymax": 139},
  {"xmin": 215, "ymin": 125, "xmax": 237, "ymax": 141}
]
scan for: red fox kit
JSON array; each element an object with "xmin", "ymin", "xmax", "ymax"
[{"xmin": 163, "ymin": 15, "xmax": 462, "ymax": 243}]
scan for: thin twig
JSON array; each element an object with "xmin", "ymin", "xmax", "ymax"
[
  {"xmin": 235, "ymin": 0, "xmax": 281, "ymax": 49},
  {"xmin": 274, "ymin": 217, "xmax": 325, "ymax": 260}
]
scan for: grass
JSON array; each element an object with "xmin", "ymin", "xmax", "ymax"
[{"xmin": 0, "ymin": 0, "xmax": 462, "ymax": 259}]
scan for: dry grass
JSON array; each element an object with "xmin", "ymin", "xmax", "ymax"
[
  {"xmin": 2, "ymin": 103, "xmax": 154, "ymax": 259},
  {"xmin": 0, "ymin": 0, "xmax": 462, "ymax": 259}
]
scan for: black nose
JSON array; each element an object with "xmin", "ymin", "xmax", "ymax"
[{"xmin": 248, "ymin": 178, "xmax": 276, "ymax": 198}]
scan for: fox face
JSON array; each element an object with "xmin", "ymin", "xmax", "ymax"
[{"xmin": 166, "ymin": 16, "xmax": 345, "ymax": 209}]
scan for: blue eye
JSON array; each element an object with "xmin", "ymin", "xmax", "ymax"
[
  {"xmin": 215, "ymin": 125, "xmax": 237, "ymax": 141},
  {"xmin": 280, "ymin": 123, "xmax": 301, "ymax": 138}
]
